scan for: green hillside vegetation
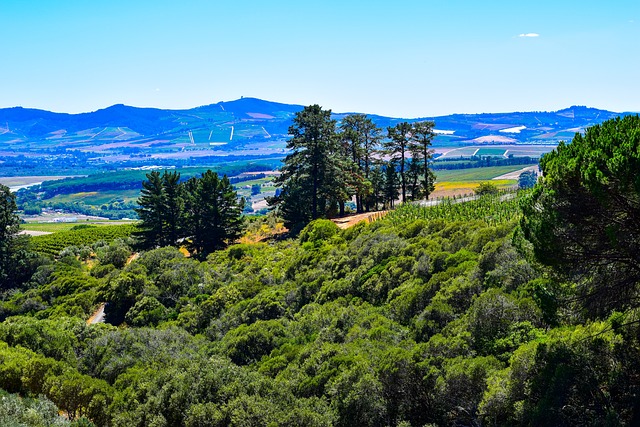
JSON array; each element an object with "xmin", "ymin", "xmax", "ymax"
[
  {"xmin": 29, "ymin": 224, "xmax": 138, "ymax": 256},
  {"xmin": 0, "ymin": 115, "xmax": 638, "ymax": 426},
  {"xmin": 0, "ymin": 192, "xmax": 633, "ymax": 426}
]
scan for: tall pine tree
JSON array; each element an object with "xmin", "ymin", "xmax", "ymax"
[
  {"xmin": 136, "ymin": 169, "xmax": 243, "ymax": 254},
  {"xmin": 134, "ymin": 171, "xmax": 165, "ymax": 249},
  {"xmin": 269, "ymin": 105, "xmax": 343, "ymax": 232},
  {"xmin": 339, "ymin": 114, "xmax": 382, "ymax": 212},
  {"xmin": 184, "ymin": 171, "xmax": 244, "ymax": 258},
  {"xmin": 410, "ymin": 121, "xmax": 436, "ymax": 200},
  {"xmin": 161, "ymin": 171, "xmax": 183, "ymax": 247},
  {"xmin": 385, "ymin": 122, "xmax": 413, "ymax": 203}
]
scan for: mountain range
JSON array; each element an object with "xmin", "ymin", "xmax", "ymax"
[{"xmin": 0, "ymin": 97, "xmax": 633, "ymax": 163}]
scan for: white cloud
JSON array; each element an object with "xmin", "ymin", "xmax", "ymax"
[{"xmin": 518, "ymin": 33, "xmax": 540, "ymax": 38}]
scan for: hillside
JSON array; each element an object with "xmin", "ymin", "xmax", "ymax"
[
  {"xmin": 0, "ymin": 99, "xmax": 630, "ymax": 171},
  {"xmin": 0, "ymin": 191, "xmax": 637, "ymax": 426}
]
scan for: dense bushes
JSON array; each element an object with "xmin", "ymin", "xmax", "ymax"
[{"xmin": 1, "ymin": 192, "xmax": 640, "ymax": 426}]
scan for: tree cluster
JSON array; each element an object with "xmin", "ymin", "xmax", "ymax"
[
  {"xmin": 135, "ymin": 170, "xmax": 243, "ymax": 258},
  {"xmin": 269, "ymin": 105, "xmax": 436, "ymax": 232}
]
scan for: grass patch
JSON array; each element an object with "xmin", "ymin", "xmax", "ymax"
[
  {"xmin": 434, "ymin": 165, "xmax": 535, "ymax": 182},
  {"xmin": 475, "ymin": 148, "xmax": 508, "ymax": 156},
  {"xmin": 48, "ymin": 189, "xmax": 141, "ymax": 205}
]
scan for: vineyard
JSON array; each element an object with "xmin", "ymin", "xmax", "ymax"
[
  {"xmin": 29, "ymin": 224, "xmax": 137, "ymax": 256},
  {"xmin": 384, "ymin": 190, "xmax": 528, "ymax": 227}
]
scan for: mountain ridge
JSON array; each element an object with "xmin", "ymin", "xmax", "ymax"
[
  {"xmin": 0, "ymin": 98, "xmax": 634, "ymax": 165},
  {"xmin": 1, "ymin": 98, "xmax": 628, "ymax": 122}
]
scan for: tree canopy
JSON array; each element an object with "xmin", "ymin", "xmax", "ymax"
[
  {"xmin": 0, "ymin": 184, "xmax": 21, "ymax": 287},
  {"xmin": 521, "ymin": 115, "xmax": 640, "ymax": 316},
  {"xmin": 135, "ymin": 170, "xmax": 244, "ymax": 257},
  {"xmin": 268, "ymin": 105, "xmax": 341, "ymax": 232},
  {"xmin": 270, "ymin": 107, "xmax": 437, "ymax": 231}
]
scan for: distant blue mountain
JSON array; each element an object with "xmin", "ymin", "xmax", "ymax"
[{"xmin": 0, "ymin": 98, "xmax": 633, "ymax": 160}]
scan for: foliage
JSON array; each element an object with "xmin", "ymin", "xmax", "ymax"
[
  {"xmin": 339, "ymin": 114, "xmax": 383, "ymax": 212},
  {"xmin": 517, "ymin": 170, "xmax": 537, "ymax": 189},
  {"xmin": 384, "ymin": 122, "xmax": 413, "ymax": 203},
  {"xmin": 135, "ymin": 170, "xmax": 244, "ymax": 255},
  {"xmin": 475, "ymin": 181, "xmax": 499, "ymax": 196},
  {"xmin": 1, "ymin": 185, "xmax": 43, "ymax": 290},
  {"xmin": 410, "ymin": 121, "xmax": 437, "ymax": 200},
  {"xmin": 0, "ymin": 388, "xmax": 78, "ymax": 427},
  {"xmin": 521, "ymin": 115, "xmax": 640, "ymax": 317},
  {"xmin": 183, "ymin": 170, "xmax": 244, "ymax": 258},
  {"xmin": 29, "ymin": 225, "xmax": 137, "ymax": 257},
  {"xmin": 269, "ymin": 105, "xmax": 345, "ymax": 232},
  {"xmin": 3, "ymin": 135, "xmax": 640, "ymax": 427}
]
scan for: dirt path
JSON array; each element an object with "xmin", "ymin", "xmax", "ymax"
[
  {"xmin": 86, "ymin": 253, "xmax": 137, "ymax": 325},
  {"xmin": 332, "ymin": 211, "xmax": 389, "ymax": 229},
  {"xmin": 87, "ymin": 303, "xmax": 106, "ymax": 325},
  {"xmin": 19, "ymin": 230, "xmax": 53, "ymax": 236}
]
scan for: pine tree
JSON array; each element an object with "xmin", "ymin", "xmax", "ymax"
[
  {"xmin": 134, "ymin": 171, "xmax": 165, "ymax": 249},
  {"xmin": 184, "ymin": 171, "xmax": 243, "ymax": 258},
  {"xmin": 383, "ymin": 160, "xmax": 400, "ymax": 209},
  {"xmin": 369, "ymin": 164, "xmax": 386, "ymax": 211},
  {"xmin": 160, "ymin": 171, "xmax": 183, "ymax": 247},
  {"xmin": 269, "ymin": 105, "xmax": 342, "ymax": 232},
  {"xmin": 0, "ymin": 185, "xmax": 21, "ymax": 288},
  {"xmin": 410, "ymin": 121, "xmax": 436, "ymax": 200},
  {"xmin": 406, "ymin": 157, "xmax": 422, "ymax": 200},
  {"xmin": 339, "ymin": 114, "xmax": 382, "ymax": 212},
  {"xmin": 385, "ymin": 122, "xmax": 413, "ymax": 203}
]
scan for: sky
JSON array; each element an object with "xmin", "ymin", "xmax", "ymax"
[{"xmin": 1, "ymin": 0, "xmax": 639, "ymax": 118}]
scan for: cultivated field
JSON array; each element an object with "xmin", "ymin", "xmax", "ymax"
[
  {"xmin": 435, "ymin": 144, "xmax": 555, "ymax": 159},
  {"xmin": 20, "ymin": 221, "xmax": 134, "ymax": 233}
]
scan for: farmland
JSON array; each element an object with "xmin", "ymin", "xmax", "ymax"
[
  {"xmin": 435, "ymin": 144, "xmax": 555, "ymax": 159},
  {"xmin": 20, "ymin": 221, "xmax": 132, "ymax": 233},
  {"xmin": 433, "ymin": 164, "xmax": 534, "ymax": 182},
  {"xmin": 28, "ymin": 223, "xmax": 138, "ymax": 256}
]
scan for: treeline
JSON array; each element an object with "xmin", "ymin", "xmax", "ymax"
[
  {"xmin": 269, "ymin": 105, "xmax": 437, "ymax": 232},
  {"xmin": 27, "ymin": 166, "xmax": 272, "ymax": 199},
  {"xmin": 432, "ymin": 155, "xmax": 538, "ymax": 170},
  {"xmin": 15, "ymin": 164, "xmax": 274, "ymax": 220}
]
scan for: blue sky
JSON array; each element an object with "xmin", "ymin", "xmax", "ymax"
[{"xmin": 1, "ymin": 0, "xmax": 638, "ymax": 117}]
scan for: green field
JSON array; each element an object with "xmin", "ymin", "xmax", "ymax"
[
  {"xmin": 20, "ymin": 221, "xmax": 135, "ymax": 233},
  {"xmin": 434, "ymin": 164, "xmax": 535, "ymax": 182},
  {"xmin": 475, "ymin": 147, "xmax": 509, "ymax": 156},
  {"xmin": 437, "ymin": 144, "xmax": 555, "ymax": 159},
  {"xmin": 29, "ymin": 224, "xmax": 138, "ymax": 256},
  {"xmin": 47, "ymin": 189, "xmax": 141, "ymax": 205}
]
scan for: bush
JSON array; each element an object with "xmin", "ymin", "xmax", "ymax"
[{"xmin": 474, "ymin": 182, "xmax": 499, "ymax": 196}]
